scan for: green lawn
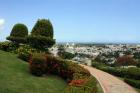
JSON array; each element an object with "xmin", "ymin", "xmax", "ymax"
[{"xmin": 0, "ymin": 50, "xmax": 68, "ymax": 93}]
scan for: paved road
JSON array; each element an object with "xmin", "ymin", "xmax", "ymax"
[{"xmin": 78, "ymin": 64, "xmax": 138, "ymax": 93}]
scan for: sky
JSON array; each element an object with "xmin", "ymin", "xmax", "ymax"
[{"xmin": 0, "ymin": 0, "xmax": 140, "ymax": 44}]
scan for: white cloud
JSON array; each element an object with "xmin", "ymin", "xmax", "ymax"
[{"xmin": 0, "ymin": 19, "xmax": 5, "ymax": 30}]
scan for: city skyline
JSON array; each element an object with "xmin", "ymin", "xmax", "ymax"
[{"xmin": 0, "ymin": 0, "xmax": 140, "ymax": 43}]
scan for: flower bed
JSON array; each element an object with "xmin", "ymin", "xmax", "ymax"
[
  {"xmin": 0, "ymin": 42, "xmax": 98, "ymax": 92},
  {"xmin": 29, "ymin": 53, "xmax": 98, "ymax": 93}
]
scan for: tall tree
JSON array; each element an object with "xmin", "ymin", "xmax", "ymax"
[{"xmin": 115, "ymin": 56, "xmax": 137, "ymax": 66}]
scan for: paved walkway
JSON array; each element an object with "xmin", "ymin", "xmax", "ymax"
[{"xmin": 78, "ymin": 64, "xmax": 138, "ymax": 93}]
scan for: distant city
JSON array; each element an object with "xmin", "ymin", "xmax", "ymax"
[{"xmin": 1, "ymin": 40, "xmax": 140, "ymax": 66}]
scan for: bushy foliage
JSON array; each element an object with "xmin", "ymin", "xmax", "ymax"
[
  {"xmin": 29, "ymin": 53, "xmax": 47, "ymax": 76},
  {"xmin": 107, "ymin": 67, "xmax": 115, "ymax": 75},
  {"xmin": 6, "ymin": 23, "xmax": 28, "ymax": 44},
  {"xmin": 110, "ymin": 62, "xmax": 117, "ymax": 67},
  {"xmin": 136, "ymin": 62, "xmax": 140, "ymax": 68},
  {"xmin": 126, "ymin": 67, "xmax": 140, "ymax": 79},
  {"xmin": 31, "ymin": 19, "xmax": 53, "ymax": 39},
  {"xmin": 26, "ymin": 19, "xmax": 55, "ymax": 49},
  {"xmin": 16, "ymin": 45, "xmax": 36, "ymax": 62},
  {"xmin": 115, "ymin": 56, "xmax": 137, "ymax": 66},
  {"xmin": 91, "ymin": 61, "xmax": 99, "ymax": 68},
  {"xmin": 114, "ymin": 68, "xmax": 127, "ymax": 77},
  {"xmin": 0, "ymin": 42, "xmax": 19, "ymax": 52},
  {"xmin": 28, "ymin": 53, "xmax": 98, "ymax": 92},
  {"xmin": 100, "ymin": 67, "xmax": 108, "ymax": 72},
  {"xmin": 63, "ymin": 74, "xmax": 98, "ymax": 93},
  {"xmin": 124, "ymin": 78, "xmax": 140, "ymax": 89},
  {"xmin": 10, "ymin": 23, "xmax": 28, "ymax": 37}
]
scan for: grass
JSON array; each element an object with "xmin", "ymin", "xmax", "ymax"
[
  {"xmin": 96, "ymin": 81, "xmax": 104, "ymax": 93},
  {"xmin": 116, "ymin": 76, "xmax": 140, "ymax": 93},
  {"xmin": 0, "ymin": 50, "xmax": 68, "ymax": 93}
]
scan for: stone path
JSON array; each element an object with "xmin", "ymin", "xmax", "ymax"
[{"xmin": 78, "ymin": 64, "xmax": 138, "ymax": 93}]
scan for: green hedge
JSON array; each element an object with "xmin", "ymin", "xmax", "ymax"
[
  {"xmin": 124, "ymin": 78, "xmax": 140, "ymax": 89},
  {"xmin": 91, "ymin": 62, "xmax": 99, "ymax": 68},
  {"xmin": 126, "ymin": 67, "xmax": 140, "ymax": 79}
]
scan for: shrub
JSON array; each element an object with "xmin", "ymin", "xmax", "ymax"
[
  {"xmin": 16, "ymin": 45, "xmax": 36, "ymax": 62},
  {"xmin": 84, "ymin": 63, "xmax": 87, "ymax": 65},
  {"xmin": 74, "ymin": 59, "xmax": 78, "ymax": 61},
  {"xmin": 28, "ymin": 53, "xmax": 98, "ymax": 92},
  {"xmin": 126, "ymin": 67, "xmax": 140, "ymax": 79},
  {"xmin": 124, "ymin": 78, "xmax": 140, "ymax": 89},
  {"xmin": 0, "ymin": 42, "xmax": 19, "ymax": 52},
  {"xmin": 31, "ymin": 19, "xmax": 53, "ymax": 39},
  {"xmin": 27, "ymin": 19, "xmax": 55, "ymax": 49},
  {"xmin": 29, "ymin": 53, "xmax": 47, "ymax": 76},
  {"xmin": 136, "ymin": 62, "xmax": 140, "ymax": 68},
  {"xmin": 6, "ymin": 23, "xmax": 28, "ymax": 44},
  {"xmin": 100, "ymin": 67, "xmax": 108, "ymax": 72},
  {"xmin": 110, "ymin": 62, "xmax": 117, "ymax": 67},
  {"xmin": 91, "ymin": 61, "xmax": 99, "ymax": 68},
  {"xmin": 64, "ymin": 73, "xmax": 98, "ymax": 93},
  {"xmin": 107, "ymin": 67, "xmax": 115, "ymax": 75}
]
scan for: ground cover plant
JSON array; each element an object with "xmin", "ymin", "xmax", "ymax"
[{"xmin": 0, "ymin": 41, "xmax": 99, "ymax": 93}]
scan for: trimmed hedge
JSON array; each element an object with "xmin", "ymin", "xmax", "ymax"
[
  {"xmin": 124, "ymin": 78, "xmax": 140, "ymax": 89},
  {"xmin": 126, "ymin": 67, "xmax": 140, "ymax": 80},
  {"xmin": 91, "ymin": 62, "xmax": 99, "ymax": 68}
]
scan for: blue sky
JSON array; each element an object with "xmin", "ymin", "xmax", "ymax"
[{"xmin": 0, "ymin": 0, "xmax": 140, "ymax": 43}]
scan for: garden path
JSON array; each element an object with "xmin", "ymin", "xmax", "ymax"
[{"xmin": 78, "ymin": 64, "xmax": 138, "ymax": 93}]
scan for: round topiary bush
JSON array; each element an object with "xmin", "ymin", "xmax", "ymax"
[
  {"xmin": 30, "ymin": 19, "xmax": 53, "ymax": 39},
  {"xmin": 126, "ymin": 67, "xmax": 140, "ymax": 79},
  {"xmin": 10, "ymin": 23, "xmax": 28, "ymax": 37},
  {"xmin": 6, "ymin": 23, "xmax": 28, "ymax": 44},
  {"xmin": 91, "ymin": 61, "xmax": 99, "ymax": 68},
  {"xmin": 26, "ymin": 19, "xmax": 55, "ymax": 50}
]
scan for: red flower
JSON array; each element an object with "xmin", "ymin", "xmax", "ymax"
[
  {"xmin": 76, "ymin": 80, "xmax": 80, "ymax": 84},
  {"xmin": 55, "ymin": 65, "xmax": 58, "ymax": 67},
  {"xmin": 88, "ymin": 87, "xmax": 91, "ymax": 89},
  {"xmin": 50, "ymin": 62, "xmax": 52, "ymax": 64},
  {"xmin": 38, "ymin": 64, "xmax": 40, "ymax": 68},
  {"xmin": 57, "ymin": 67, "xmax": 60, "ymax": 69},
  {"xmin": 77, "ymin": 84, "xmax": 82, "ymax": 87},
  {"xmin": 68, "ymin": 83, "xmax": 72, "ymax": 86}
]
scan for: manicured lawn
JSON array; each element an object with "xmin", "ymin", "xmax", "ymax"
[{"xmin": 0, "ymin": 50, "xmax": 68, "ymax": 93}]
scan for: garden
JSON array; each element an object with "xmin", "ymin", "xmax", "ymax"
[
  {"xmin": 0, "ymin": 41, "xmax": 99, "ymax": 93},
  {"xmin": 0, "ymin": 18, "xmax": 100, "ymax": 93}
]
